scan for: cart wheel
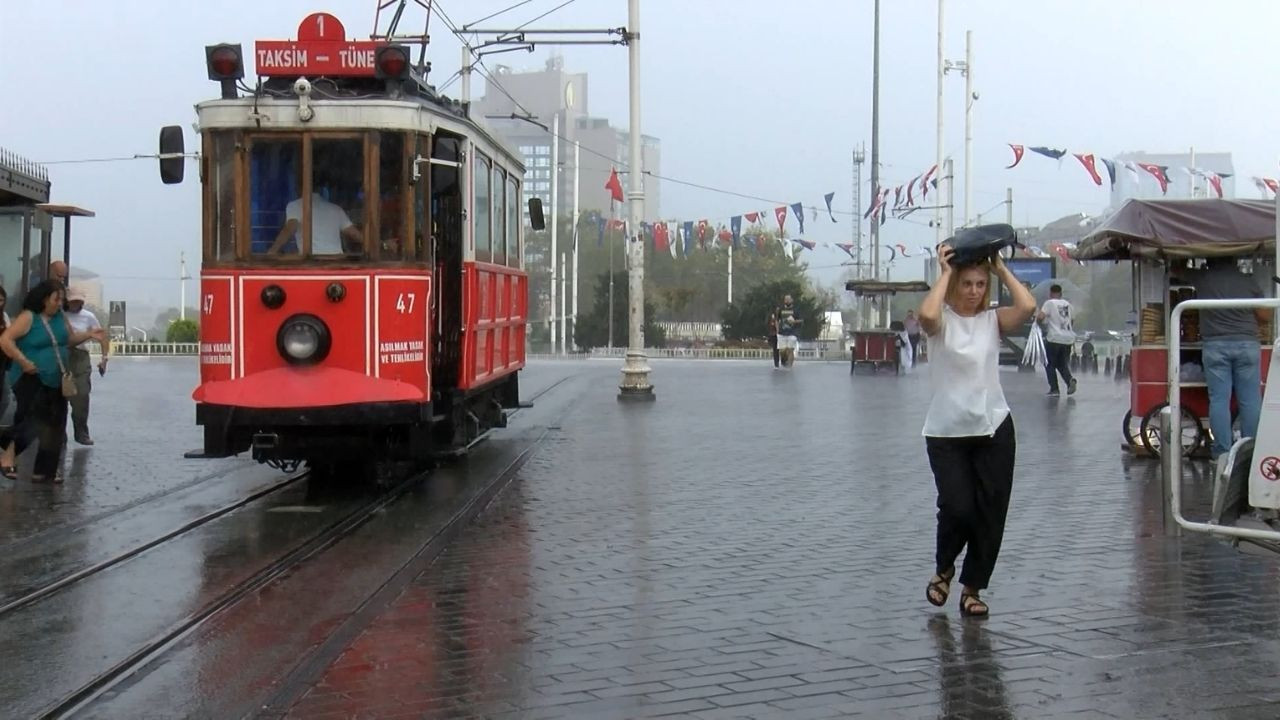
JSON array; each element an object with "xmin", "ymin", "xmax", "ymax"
[
  {"xmin": 1139, "ymin": 403, "xmax": 1204, "ymax": 458},
  {"xmin": 1122, "ymin": 410, "xmax": 1143, "ymax": 448}
]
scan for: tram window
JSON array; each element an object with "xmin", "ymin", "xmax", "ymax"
[
  {"xmin": 209, "ymin": 133, "xmax": 236, "ymax": 261},
  {"xmin": 249, "ymin": 138, "xmax": 302, "ymax": 256},
  {"xmin": 309, "ymin": 138, "xmax": 365, "ymax": 256},
  {"xmin": 506, "ymin": 178, "xmax": 520, "ymax": 268},
  {"xmin": 474, "ymin": 153, "xmax": 492, "ymax": 263},
  {"xmin": 492, "ymin": 167, "xmax": 506, "ymax": 266},
  {"xmin": 379, "ymin": 132, "xmax": 406, "ymax": 260}
]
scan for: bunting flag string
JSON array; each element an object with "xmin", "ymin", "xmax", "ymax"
[{"xmin": 1004, "ymin": 143, "xmax": 1259, "ymax": 198}]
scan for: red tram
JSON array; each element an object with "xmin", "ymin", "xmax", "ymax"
[{"xmin": 163, "ymin": 13, "xmax": 537, "ymax": 476}]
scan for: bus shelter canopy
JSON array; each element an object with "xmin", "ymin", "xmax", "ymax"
[{"xmin": 1073, "ymin": 198, "xmax": 1275, "ymax": 261}]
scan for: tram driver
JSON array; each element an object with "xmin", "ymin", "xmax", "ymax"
[{"xmin": 268, "ymin": 184, "xmax": 364, "ymax": 256}]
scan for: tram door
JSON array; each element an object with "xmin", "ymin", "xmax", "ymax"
[{"xmin": 430, "ymin": 134, "xmax": 464, "ymax": 401}]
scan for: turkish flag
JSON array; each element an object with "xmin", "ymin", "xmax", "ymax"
[
  {"xmin": 774, "ymin": 206, "xmax": 788, "ymax": 233},
  {"xmin": 1207, "ymin": 173, "xmax": 1223, "ymax": 198},
  {"xmin": 605, "ymin": 168, "xmax": 625, "ymax": 203},
  {"xmin": 1006, "ymin": 144, "xmax": 1025, "ymax": 169},
  {"xmin": 1074, "ymin": 153, "xmax": 1103, "ymax": 186},
  {"xmin": 696, "ymin": 219, "xmax": 708, "ymax": 247},
  {"xmin": 1137, "ymin": 163, "xmax": 1170, "ymax": 194},
  {"xmin": 654, "ymin": 222, "xmax": 669, "ymax": 253}
]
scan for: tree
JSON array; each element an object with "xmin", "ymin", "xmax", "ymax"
[
  {"xmin": 167, "ymin": 318, "xmax": 198, "ymax": 343},
  {"xmin": 151, "ymin": 307, "xmax": 197, "ymax": 340},
  {"xmin": 575, "ymin": 271, "xmax": 666, "ymax": 349},
  {"xmin": 721, "ymin": 279, "xmax": 825, "ymax": 342}
]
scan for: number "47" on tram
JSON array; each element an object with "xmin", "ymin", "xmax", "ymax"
[{"xmin": 159, "ymin": 12, "xmax": 545, "ymax": 479}]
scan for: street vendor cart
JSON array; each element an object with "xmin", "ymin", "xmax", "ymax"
[
  {"xmin": 845, "ymin": 279, "xmax": 930, "ymax": 374},
  {"xmin": 1073, "ymin": 198, "xmax": 1277, "ymax": 458}
]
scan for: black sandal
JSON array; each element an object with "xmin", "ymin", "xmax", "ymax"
[
  {"xmin": 959, "ymin": 592, "xmax": 989, "ymax": 617},
  {"xmin": 0, "ymin": 466, "xmax": 15, "ymax": 480},
  {"xmin": 926, "ymin": 567, "xmax": 955, "ymax": 607}
]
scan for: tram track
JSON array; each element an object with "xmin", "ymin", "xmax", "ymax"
[
  {"xmin": 0, "ymin": 470, "xmax": 307, "ymax": 618},
  {"xmin": 0, "ymin": 461, "xmax": 259, "ymax": 555},
  {"xmin": 29, "ymin": 374, "xmax": 577, "ymax": 719},
  {"xmin": 37, "ymin": 468, "xmax": 424, "ymax": 720}
]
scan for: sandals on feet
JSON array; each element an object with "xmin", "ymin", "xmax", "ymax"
[
  {"xmin": 959, "ymin": 592, "xmax": 989, "ymax": 617},
  {"xmin": 1, "ymin": 466, "xmax": 15, "ymax": 480},
  {"xmin": 926, "ymin": 567, "xmax": 955, "ymax": 607}
]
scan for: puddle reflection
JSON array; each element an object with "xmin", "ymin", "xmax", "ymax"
[{"xmin": 929, "ymin": 615, "xmax": 1012, "ymax": 720}]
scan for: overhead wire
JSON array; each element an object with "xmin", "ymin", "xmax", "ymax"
[{"xmin": 462, "ymin": 0, "xmax": 538, "ymax": 29}]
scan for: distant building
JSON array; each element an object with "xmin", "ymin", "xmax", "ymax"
[
  {"xmin": 67, "ymin": 266, "xmax": 104, "ymax": 312},
  {"xmin": 474, "ymin": 56, "xmax": 661, "ymax": 223}
]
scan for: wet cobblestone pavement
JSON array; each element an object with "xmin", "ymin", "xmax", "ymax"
[{"xmin": 283, "ymin": 359, "xmax": 1280, "ymax": 719}]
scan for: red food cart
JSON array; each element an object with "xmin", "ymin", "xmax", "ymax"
[
  {"xmin": 845, "ymin": 280, "xmax": 930, "ymax": 374},
  {"xmin": 1073, "ymin": 198, "xmax": 1277, "ymax": 458}
]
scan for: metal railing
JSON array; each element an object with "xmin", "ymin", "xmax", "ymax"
[
  {"xmin": 110, "ymin": 342, "xmax": 198, "ymax": 356},
  {"xmin": 1165, "ymin": 297, "xmax": 1280, "ymax": 542}
]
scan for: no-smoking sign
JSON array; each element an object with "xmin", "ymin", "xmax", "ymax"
[{"xmin": 1261, "ymin": 456, "xmax": 1280, "ymax": 482}]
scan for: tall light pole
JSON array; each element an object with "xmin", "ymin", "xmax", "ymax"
[
  {"xmin": 571, "ymin": 140, "xmax": 580, "ymax": 352},
  {"xmin": 870, "ymin": 0, "xmax": 883, "ymax": 328},
  {"xmin": 618, "ymin": 0, "xmax": 653, "ymax": 400},
  {"xmin": 935, "ymin": 0, "xmax": 945, "ymax": 246},
  {"xmin": 179, "ymin": 251, "xmax": 189, "ymax": 320},
  {"xmin": 963, "ymin": 30, "xmax": 973, "ymax": 228},
  {"xmin": 549, "ymin": 112, "xmax": 560, "ymax": 354}
]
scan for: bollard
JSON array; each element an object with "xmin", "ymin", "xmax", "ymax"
[
  {"xmin": 1105, "ymin": 356, "xmax": 1113, "ymax": 375},
  {"xmin": 1160, "ymin": 406, "xmax": 1181, "ymax": 537}
]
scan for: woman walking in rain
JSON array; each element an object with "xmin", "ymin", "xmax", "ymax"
[
  {"xmin": 917, "ymin": 243, "xmax": 1036, "ymax": 617},
  {"xmin": 0, "ymin": 281, "xmax": 106, "ymax": 481}
]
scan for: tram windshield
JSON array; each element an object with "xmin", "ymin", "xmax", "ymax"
[{"xmin": 208, "ymin": 130, "xmax": 414, "ymax": 263}]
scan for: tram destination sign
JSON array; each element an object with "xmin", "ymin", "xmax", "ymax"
[{"xmin": 254, "ymin": 12, "xmax": 386, "ymax": 78}]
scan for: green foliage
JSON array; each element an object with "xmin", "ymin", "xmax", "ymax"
[
  {"xmin": 575, "ymin": 271, "xmax": 666, "ymax": 349},
  {"xmin": 167, "ymin": 318, "xmax": 199, "ymax": 343},
  {"xmin": 721, "ymin": 279, "xmax": 825, "ymax": 342}
]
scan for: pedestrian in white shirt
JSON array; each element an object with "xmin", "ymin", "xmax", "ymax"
[
  {"xmin": 917, "ymin": 244, "xmax": 1037, "ymax": 618},
  {"xmin": 1037, "ymin": 285, "xmax": 1077, "ymax": 396},
  {"xmin": 65, "ymin": 287, "xmax": 109, "ymax": 445}
]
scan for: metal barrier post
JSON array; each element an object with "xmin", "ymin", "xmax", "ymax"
[
  {"xmin": 1167, "ymin": 297, "xmax": 1280, "ymax": 543},
  {"xmin": 1159, "ymin": 405, "xmax": 1180, "ymax": 537}
]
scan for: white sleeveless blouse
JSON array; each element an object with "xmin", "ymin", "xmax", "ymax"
[{"xmin": 921, "ymin": 305, "xmax": 1010, "ymax": 438}]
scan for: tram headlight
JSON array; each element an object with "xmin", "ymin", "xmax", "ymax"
[{"xmin": 276, "ymin": 314, "xmax": 331, "ymax": 365}]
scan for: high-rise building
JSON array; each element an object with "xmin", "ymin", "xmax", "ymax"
[{"xmin": 474, "ymin": 56, "xmax": 661, "ymax": 224}]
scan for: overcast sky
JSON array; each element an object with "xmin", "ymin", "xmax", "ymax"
[{"xmin": 3, "ymin": 0, "xmax": 1279, "ymax": 307}]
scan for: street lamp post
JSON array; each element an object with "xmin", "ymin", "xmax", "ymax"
[{"xmin": 618, "ymin": 0, "xmax": 653, "ymax": 401}]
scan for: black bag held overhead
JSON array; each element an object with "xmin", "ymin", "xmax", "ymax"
[{"xmin": 946, "ymin": 224, "xmax": 1021, "ymax": 266}]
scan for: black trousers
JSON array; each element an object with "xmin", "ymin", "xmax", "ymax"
[
  {"xmin": 925, "ymin": 416, "xmax": 1016, "ymax": 590},
  {"xmin": 9, "ymin": 374, "xmax": 67, "ymax": 477},
  {"xmin": 1044, "ymin": 341, "xmax": 1075, "ymax": 392},
  {"xmin": 768, "ymin": 334, "xmax": 779, "ymax": 367}
]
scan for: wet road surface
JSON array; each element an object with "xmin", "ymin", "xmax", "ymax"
[
  {"xmin": 4, "ymin": 358, "xmax": 1279, "ymax": 718},
  {"xmin": 280, "ymin": 360, "xmax": 1280, "ymax": 719}
]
